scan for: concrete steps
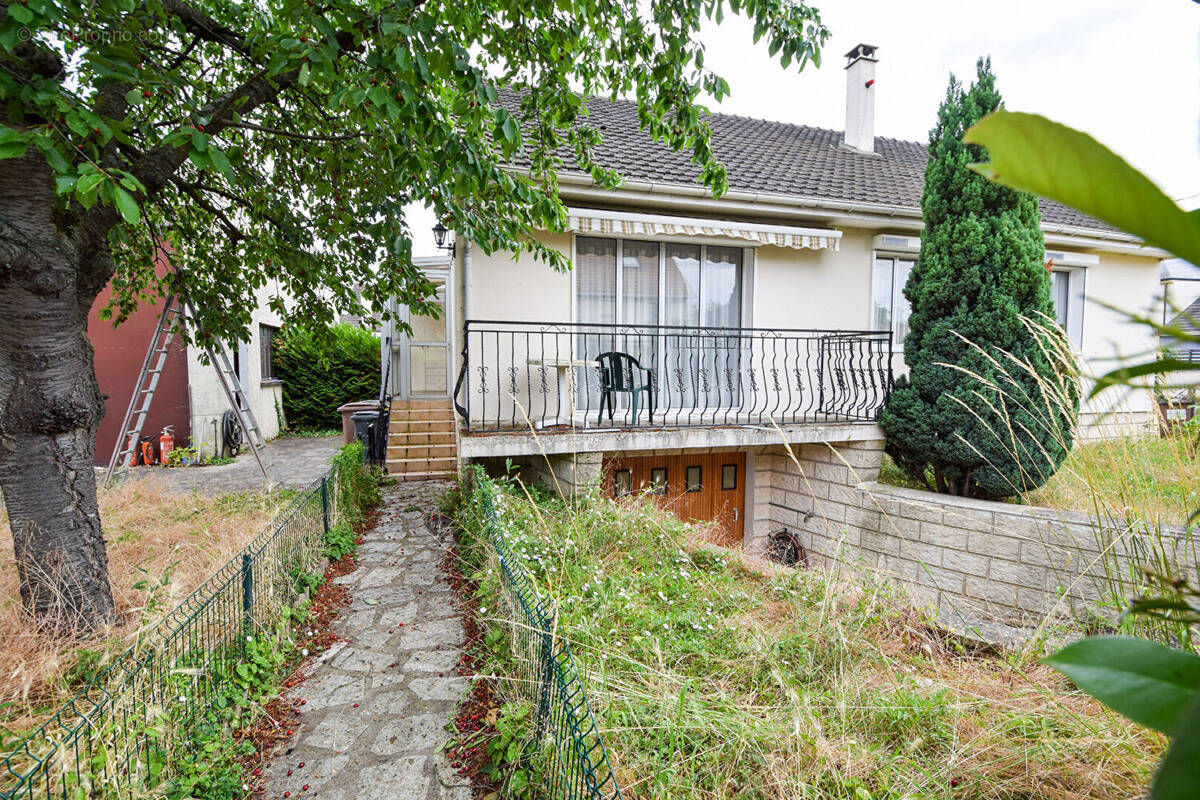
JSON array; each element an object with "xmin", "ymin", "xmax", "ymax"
[{"xmin": 386, "ymin": 399, "xmax": 457, "ymax": 481}]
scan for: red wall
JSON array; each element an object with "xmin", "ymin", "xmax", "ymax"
[{"xmin": 88, "ymin": 264, "xmax": 190, "ymax": 466}]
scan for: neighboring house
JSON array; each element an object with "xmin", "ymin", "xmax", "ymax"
[
  {"xmin": 382, "ymin": 45, "xmax": 1167, "ymax": 545},
  {"xmin": 89, "ymin": 259, "xmax": 285, "ymax": 465},
  {"xmin": 1164, "ymin": 297, "xmax": 1200, "ymax": 362}
]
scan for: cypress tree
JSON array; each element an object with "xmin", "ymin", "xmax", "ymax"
[{"xmin": 879, "ymin": 59, "xmax": 1079, "ymax": 499}]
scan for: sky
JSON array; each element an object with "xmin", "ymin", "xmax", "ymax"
[{"xmin": 406, "ymin": 0, "xmax": 1200, "ymax": 257}]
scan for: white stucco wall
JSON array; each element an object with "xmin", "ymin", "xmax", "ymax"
[
  {"xmin": 449, "ymin": 220, "xmax": 1162, "ymax": 435},
  {"xmin": 186, "ymin": 282, "xmax": 286, "ymax": 458},
  {"xmin": 1074, "ymin": 251, "xmax": 1162, "ymax": 421}
]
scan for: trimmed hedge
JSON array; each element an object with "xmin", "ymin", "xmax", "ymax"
[{"xmin": 273, "ymin": 324, "xmax": 380, "ymax": 430}]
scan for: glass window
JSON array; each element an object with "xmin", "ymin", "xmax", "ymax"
[
  {"xmin": 576, "ymin": 237, "xmax": 617, "ymax": 324},
  {"xmin": 703, "ymin": 246, "xmax": 743, "ymax": 329},
  {"xmin": 685, "ymin": 465, "xmax": 702, "ymax": 492},
  {"xmin": 721, "ymin": 463, "xmax": 737, "ymax": 490},
  {"xmin": 872, "ymin": 256, "xmax": 914, "ymax": 343},
  {"xmin": 664, "ymin": 243, "xmax": 702, "ymax": 327},
  {"xmin": 259, "ymin": 324, "xmax": 279, "ymax": 382},
  {"xmin": 650, "ymin": 467, "xmax": 668, "ymax": 495},
  {"xmin": 622, "ymin": 240, "xmax": 660, "ymax": 327},
  {"xmin": 1052, "ymin": 270, "xmax": 1071, "ymax": 329},
  {"xmin": 614, "ymin": 469, "xmax": 632, "ymax": 498}
]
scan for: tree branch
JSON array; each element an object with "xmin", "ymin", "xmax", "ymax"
[{"xmin": 225, "ymin": 120, "xmax": 367, "ymax": 141}]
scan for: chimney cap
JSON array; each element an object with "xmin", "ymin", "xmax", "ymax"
[{"xmin": 844, "ymin": 43, "xmax": 878, "ymax": 65}]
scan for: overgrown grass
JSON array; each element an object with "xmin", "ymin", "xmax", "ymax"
[
  {"xmin": 1023, "ymin": 430, "xmax": 1199, "ymax": 523},
  {"xmin": 0, "ymin": 479, "xmax": 289, "ymax": 739},
  {"xmin": 878, "ymin": 426, "xmax": 1199, "ymax": 525},
  {"xmin": 461, "ymin": 479, "xmax": 1161, "ymax": 799}
]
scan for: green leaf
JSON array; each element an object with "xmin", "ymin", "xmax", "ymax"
[
  {"xmin": 7, "ymin": 3, "xmax": 34, "ymax": 24},
  {"xmin": 75, "ymin": 171, "xmax": 104, "ymax": 207},
  {"xmin": 112, "ymin": 185, "xmax": 140, "ymax": 224},
  {"xmin": 0, "ymin": 140, "xmax": 26, "ymax": 160},
  {"xmin": 1152, "ymin": 694, "xmax": 1200, "ymax": 799},
  {"xmin": 124, "ymin": 88, "xmax": 144, "ymax": 106},
  {"xmin": 1088, "ymin": 357, "xmax": 1200, "ymax": 399},
  {"xmin": 298, "ymin": 61, "xmax": 310, "ymax": 86},
  {"xmin": 1044, "ymin": 635, "xmax": 1200, "ymax": 736},
  {"xmin": 208, "ymin": 148, "xmax": 233, "ymax": 181},
  {"xmin": 965, "ymin": 111, "xmax": 1200, "ymax": 265}
]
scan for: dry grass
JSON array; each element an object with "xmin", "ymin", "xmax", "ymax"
[
  {"xmin": 464, "ymin": 482, "xmax": 1160, "ymax": 799},
  {"xmin": 1023, "ymin": 427, "xmax": 1199, "ymax": 525},
  {"xmin": 0, "ymin": 475, "xmax": 288, "ymax": 737}
]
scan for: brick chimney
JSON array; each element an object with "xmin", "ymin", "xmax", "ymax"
[{"xmin": 844, "ymin": 44, "xmax": 878, "ymax": 153}]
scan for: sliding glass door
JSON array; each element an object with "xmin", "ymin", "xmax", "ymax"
[{"xmin": 575, "ymin": 236, "xmax": 744, "ymax": 415}]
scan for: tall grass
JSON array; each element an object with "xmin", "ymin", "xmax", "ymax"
[
  {"xmin": 882, "ymin": 314, "xmax": 1198, "ymax": 639},
  {"xmin": 457, "ymin": 479, "xmax": 1160, "ymax": 799},
  {"xmin": 0, "ymin": 476, "xmax": 288, "ymax": 739}
]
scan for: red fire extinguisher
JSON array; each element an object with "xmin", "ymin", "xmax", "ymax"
[
  {"xmin": 158, "ymin": 425, "xmax": 175, "ymax": 464},
  {"xmin": 139, "ymin": 436, "xmax": 156, "ymax": 466}
]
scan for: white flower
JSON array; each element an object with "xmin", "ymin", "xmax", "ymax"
[
  {"xmin": 246, "ymin": 636, "xmax": 253, "ymax": 643},
  {"xmin": 301, "ymin": 649, "xmax": 309, "ymax": 656}
]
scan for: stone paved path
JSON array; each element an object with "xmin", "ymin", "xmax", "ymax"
[
  {"xmin": 262, "ymin": 479, "xmax": 472, "ymax": 800},
  {"xmin": 120, "ymin": 435, "xmax": 343, "ymax": 495}
]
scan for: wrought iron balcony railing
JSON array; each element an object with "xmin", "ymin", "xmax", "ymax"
[{"xmin": 453, "ymin": 320, "xmax": 894, "ymax": 434}]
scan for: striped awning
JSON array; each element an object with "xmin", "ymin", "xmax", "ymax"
[{"xmin": 566, "ymin": 208, "xmax": 841, "ymax": 251}]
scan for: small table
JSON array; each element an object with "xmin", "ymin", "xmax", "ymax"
[{"xmin": 527, "ymin": 358, "xmax": 594, "ymax": 427}]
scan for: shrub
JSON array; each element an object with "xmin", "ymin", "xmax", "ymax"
[
  {"xmin": 273, "ymin": 324, "xmax": 380, "ymax": 430},
  {"xmin": 879, "ymin": 58, "xmax": 1079, "ymax": 499},
  {"xmin": 331, "ymin": 442, "xmax": 380, "ymax": 530}
]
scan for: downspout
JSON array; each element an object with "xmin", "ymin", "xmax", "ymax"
[{"xmin": 453, "ymin": 240, "xmax": 472, "ymax": 421}]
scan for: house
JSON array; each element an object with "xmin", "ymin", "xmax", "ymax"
[
  {"xmin": 89, "ymin": 256, "xmax": 286, "ymax": 465},
  {"xmin": 382, "ymin": 45, "xmax": 1167, "ymax": 545},
  {"xmin": 1161, "ymin": 259, "xmax": 1200, "ymax": 362}
]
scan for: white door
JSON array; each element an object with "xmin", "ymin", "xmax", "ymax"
[{"xmin": 395, "ymin": 272, "xmax": 451, "ymax": 400}]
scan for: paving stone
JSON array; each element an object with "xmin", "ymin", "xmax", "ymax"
[
  {"xmin": 263, "ymin": 480, "xmax": 464, "ymax": 800},
  {"xmin": 289, "ymin": 672, "xmax": 364, "ymax": 712},
  {"xmin": 404, "ymin": 649, "xmax": 461, "ymax": 672},
  {"xmin": 371, "ymin": 712, "xmax": 447, "ymax": 755},
  {"xmin": 409, "ymin": 676, "xmax": 471, "ymax": 702},
  {"xmin": 397, "ymin": 618, "xmax": 464, "ymax": 650}
]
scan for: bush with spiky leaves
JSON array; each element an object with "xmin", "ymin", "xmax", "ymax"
[{"xmin": 879, "ymin": 59, "xmax": 1079, "ymax": 499}]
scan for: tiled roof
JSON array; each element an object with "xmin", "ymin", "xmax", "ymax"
[
  {"xmin": 1168, "ymin": 296, "xmax": 1200, "ymax": 338},
  {"xmin": 513, "ymin": 92, "xmax": 1118, "ymax": 235}
]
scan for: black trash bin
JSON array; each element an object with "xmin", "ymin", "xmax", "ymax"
[{"xmin": 349, "ymin": 410, "xmax": 381, "ymax": 464}]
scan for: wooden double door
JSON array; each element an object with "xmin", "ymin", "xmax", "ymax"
[{"xmin": 604, "ymin": 452, "xmax": 746, "ymax": 547}]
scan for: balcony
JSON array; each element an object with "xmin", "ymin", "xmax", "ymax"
[{"xmin": 453, "ymin": 321, "xmax": 894, "ymax": 436}]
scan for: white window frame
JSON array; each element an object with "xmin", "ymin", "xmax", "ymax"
[
  {"xmin": 1051, "ymin": 266, "xmax": 1086, "ymax": 350},
  {"xmin": 569, "ymin": 234, "xmax": 754, "ymax": 414},
  {"xmin": 870, "ymin": 251, "xmax": 915, "ymax": 348},
  {"xmin": 569, "ymin": 234, "xmax": 754, "ymax": 330}
]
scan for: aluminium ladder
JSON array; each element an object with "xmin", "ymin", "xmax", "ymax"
[{"xmin": 103, "ymin": 294, "xmax": 279, "ymax": 488}]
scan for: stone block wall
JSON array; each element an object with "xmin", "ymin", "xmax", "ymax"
[
  {"xmin": 510, "ymin": 451, "xmax": 604, "ymax": 496},
  {"xmin": 749, "ymin": 433, "xmax": 1196, "ymax": 629}
]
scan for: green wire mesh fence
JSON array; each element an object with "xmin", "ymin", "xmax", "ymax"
[
  {"xmin": 463, "ymin": 467, "xmax": 623, "ymax": 800},
  {"xmin": 0, "ymin": 470, "xmax": 351, "ymax": 799}
]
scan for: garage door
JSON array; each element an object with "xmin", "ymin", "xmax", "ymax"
[{"xmin": 603, "ymin": 453, "xmax": 746, "ymax": 547}]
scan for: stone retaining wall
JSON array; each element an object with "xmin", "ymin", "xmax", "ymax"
[{"xmin": 750, "ymin": 434, "xmax": 1196, "ymax": 628}]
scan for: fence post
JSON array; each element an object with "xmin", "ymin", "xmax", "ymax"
[
  {"xmin": 320, "ymin": 477, "xmax": 330, "ymax": 536},
  {"xmin": 241, "ymin": 552, "xmax": 254, "ymax": 629}
]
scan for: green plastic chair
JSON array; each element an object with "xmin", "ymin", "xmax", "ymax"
[{"xmin": 596, "ymin": 351, "xmax": 655, "ymax": 425}]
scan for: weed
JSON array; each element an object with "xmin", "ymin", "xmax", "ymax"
[
  {"xmin": 457, "ymin": 477, "xmax": 1160, "ymax": 800},
  {"xmin": 324, "ymin": 523, "xmax": 357, "ymax": 561}
]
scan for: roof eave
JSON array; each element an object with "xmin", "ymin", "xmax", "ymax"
[{"xmin": 546, "ymin": 171, "xmax": 1170, "ymax": 259}]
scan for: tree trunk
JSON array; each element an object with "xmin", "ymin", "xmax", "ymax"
[{"xmin": 0, "ymin": 144, "xmax": 116, "ymax": 632}]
